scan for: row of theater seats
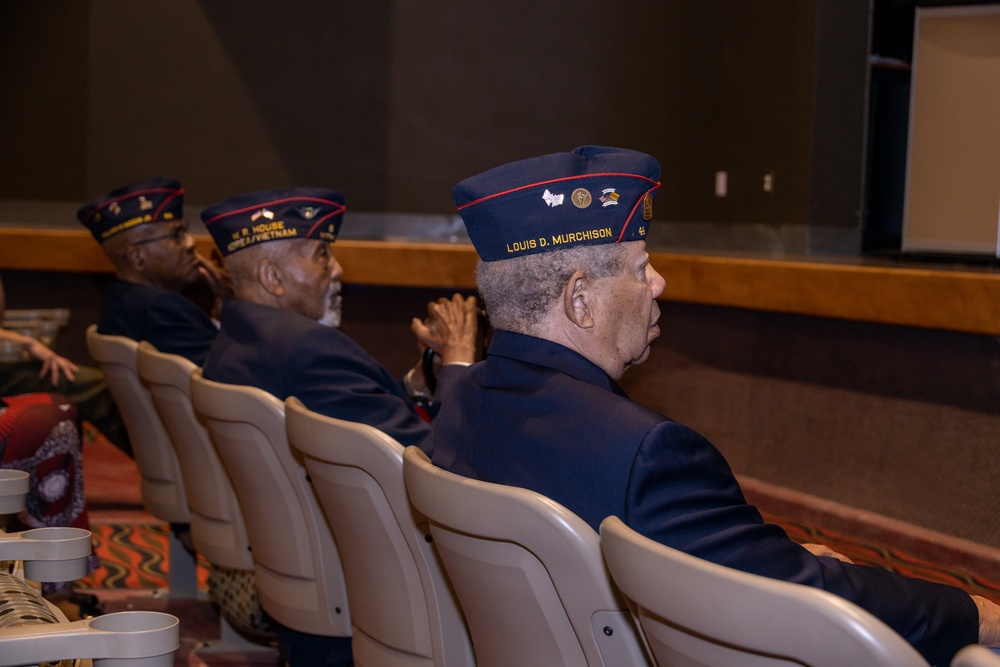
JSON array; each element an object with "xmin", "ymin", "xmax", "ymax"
[
  {"xmin": 0, "ymin": 469, "xmax": 180, "ymax": 666},
  {"xmin": 85, "ymin": 325, "xmax": 998, "ymax": 667}
]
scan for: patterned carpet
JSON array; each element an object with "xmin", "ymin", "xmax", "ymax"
[{"xmin": 79, "ymin": 523, "xmax": 209, "ymax": 591}]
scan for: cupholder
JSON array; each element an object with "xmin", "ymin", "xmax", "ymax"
[
  {"xmin": 90, "ymin": 610, "xmax": 179, "ymax": 633},
  {"xmin": 18, "ymin": 527, "xmax": 93, "ymax": 582},
  {"xmin": 90, "ymin": 612, "xmax": 180, "ymax": 667},
  {"xmin": 20, "ymin": 526, "xmax": 92, "ymax": 543},
  {"xmin": 0, "ymin": 469, "xmax": 29, "ymax": 514},
  {"xmin": 23, "ymin": 555, "xmax": 90, "ymax": 582},
  {"xmin": 0, "ymin": 469, "xmax": 29, "ymax": 485}
]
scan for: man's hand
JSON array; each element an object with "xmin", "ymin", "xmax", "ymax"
[
  {"xmin": 802, "ymin": 542, "xmax": 854, "ymax": 564},
  {"xmin": 195, "ymin": 251, "xmax": 233, "ymax": 321},
  {"xmin": 196, "ymin": 251, "xmax": 233, "ymax": 299},
  {"xmin": 411, "ymin": 294, "xmax": 478, "ymax": 366},
  {"xmin": 974, "ymin": 595, "xmax": 1000, "ymax": 647}
]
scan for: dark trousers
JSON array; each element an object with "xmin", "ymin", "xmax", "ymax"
[{"xmin": 275, "ymin": 624, "xmax": 352, "ymax": 667}]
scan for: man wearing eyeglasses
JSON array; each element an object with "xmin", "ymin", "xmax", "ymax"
[{"xmin": 79, "ymin": 178, "xmax": 226, "ymax": 366}]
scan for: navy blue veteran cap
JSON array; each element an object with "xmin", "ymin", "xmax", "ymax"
[
  {"xmin": 77, "ymin": 177, "xmax": 184, "ymax": 242},
  {"xmin": 201, "ymin": 187, "xmax": 345, "ymax": 257},
  {"xmin": 454, "ymin": 146, "xmax": 661, "ymax": 261}
]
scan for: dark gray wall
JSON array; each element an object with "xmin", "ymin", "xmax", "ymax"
[
  {"xmin": 0, "ymin": 1, "xmax": 89, "ymax": 200},
  {"xmin": 0, "ymin": 0, "xmax": 871, "ymax": 253},
  {"xmin": 622, "ymin": 302, "xmax": 1000, "ymax": 548}
]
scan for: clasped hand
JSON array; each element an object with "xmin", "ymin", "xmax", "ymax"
[{"xmin": 411, "ymin": 294, "xmax": 479, "ymax": 367}]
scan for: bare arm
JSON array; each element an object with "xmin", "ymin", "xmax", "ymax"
[
  {"xmin": 0, "ymin": 277, "xmax": 77, "ymax": 384},
  {"xmin": 0, "ymin": 327, "xmax": 78, "ymax": 384}
]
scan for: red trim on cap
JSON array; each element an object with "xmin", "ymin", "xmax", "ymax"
[
  {"xmin": 615, "ymin": 184, "xmax": 661, "ymax": 243},
  {"xmin": 202, "ymin": 196, "xmax": 345, "ymax": 226},
  {"xmin": 305, "ymin": 209, "xmax": 343, "ymax": 238},
  {"xmin": 79, "ymin": 187, "xmax": 185, "ymax": 223},
  {"xmin": 455, "ymin": 172, "xmax": 659, "ymax": 211},
  {"xmin": 153, "ymin": 190, "xmax": 183, "ymax": 222}
]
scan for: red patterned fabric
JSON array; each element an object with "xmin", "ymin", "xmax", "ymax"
[{"xmin": 0, "ymin": 393, "xmax": 97, "ymax": 587}]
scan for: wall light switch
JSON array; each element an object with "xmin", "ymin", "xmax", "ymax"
[{"xmin": 715, "ymin": 171, "xmax": 728, "ymax": 198}]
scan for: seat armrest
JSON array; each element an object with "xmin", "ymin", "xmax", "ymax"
[
  {"xmin": 0, "ymin": 610, "xmax": 179, "ymax": 667},
  {"xmin": 0, "ymin": 528, "xmax": 92, "ymax": 582}
]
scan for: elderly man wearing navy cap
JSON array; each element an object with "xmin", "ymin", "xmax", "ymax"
[
  {"xmin": 200, "ymin": 187, "xmax": 478, "ymax": 443},
  {"xmin": 427, "ymin": 146, "xmax": 1000, "ymax": 666},
  {"xmin": 79, "ymin": 178, "xmax": 228, "ymax": 366},
  {"xmin": 200, "ymin": 186, "xmax": 477, "ymax": 667}
]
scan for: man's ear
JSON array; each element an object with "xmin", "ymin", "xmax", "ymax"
[
  {"xmin": 123, "ymin": 245, "xmax": 146, "ymax": 272},
  {"xmin": 257, "ymin": 258, "xmax": 284, "ymax": 297},
  {"xmin": 562, "ymin": 270, "xmax": 595, "ymax": 329}
]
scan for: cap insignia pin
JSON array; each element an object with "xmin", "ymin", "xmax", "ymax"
[
  {"xmin": 542, "ymin": 189, "xmax": 564, "ymax": 207},
  {"xmin": 250, "ymin": 208, "xmax": 275, "ymax": 222},
  {"xmin": 600, "ymin": 188, "xmax": 620, "ymax": 207}
]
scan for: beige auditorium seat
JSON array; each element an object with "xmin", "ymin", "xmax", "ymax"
[
  {"xmin": 136, "ymin": 342, "xmax": 273, "ymax": 651},
  {"xmin": 285, "ymin": 397, "xmax": 474, "ymax": 667},
  {"xmin": 189, "ymin": 370, "xmax": 351, "ymax": 640},
  {"xmin": 0, "ymin": 469, "xmax": 181, "ymax": 667},
  {"xmin": 953, "ymin": 646, "xmax": 1000, "ymax": 667},
  {"xmin": 135, "ymin": 343, "xmax": 252, "ymax": 572},
  {"xmin": 84, "ymin": 325, "xmax": 198, "ymax": 596},
  {"xmin": 402, "ymin": 446, "xmax": 649, "ymax": 667},
  {"xmin": 599, "ymin": 515, "xmax": 930, "ymax": 667}
]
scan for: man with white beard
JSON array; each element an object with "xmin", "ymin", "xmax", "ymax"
[
  {"xmin": 201, "ymin": 186, "xmax": 477, "ymax": 449},
  {"xmin": 200, "ymin": 186, "xmax": 477, "ymax": 667}
]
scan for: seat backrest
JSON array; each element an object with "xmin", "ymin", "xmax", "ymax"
[
  {"xmin": 189, "ymin": 370, "xmax": 351, "ymax": 637},
  {"xmin": 285, "ymin": 398, "xmax": 474, "ymax": 667},
  {"xmin": 402, "ymin": 447, "xmax": 649, "ymax": 667},
  {"xmin": 952, "ymin": 646, "xmax": 1000, "ymax": 667},
  {"xmin": 85, "ymin": 325, "xmax": 189, "ymax": 524},
  {"xmin": 599, "ymin": 516, "xmax": 930, "ymax": 667},
  {"xmin": 136, "ymin": 342, "xmax": 253, "ymax": 571}
]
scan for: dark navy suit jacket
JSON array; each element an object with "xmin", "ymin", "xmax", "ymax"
[
  {"xmin": 428, "ymin": 329, "xmax": 978, "ymax": 666},
  {"xmin": 203, "ymin": 298, "xmax": 463, "ymax": 448},
  {"xmin": 98, "ymin": 280, "xmax": 218, "ymax": 366}
]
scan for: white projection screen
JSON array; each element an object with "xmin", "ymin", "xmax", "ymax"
[{"xmin": 903, "ymin": 4, "xmax": 1000, "ymax": 256}]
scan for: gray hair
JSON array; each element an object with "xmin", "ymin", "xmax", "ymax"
[
  {"xmin": 224, "ymin": 242, "xmax": 285, "ymax": 295},
  {"xmin": 476, "ymin": 243, "xmax": 628, "ymax": 335}
]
